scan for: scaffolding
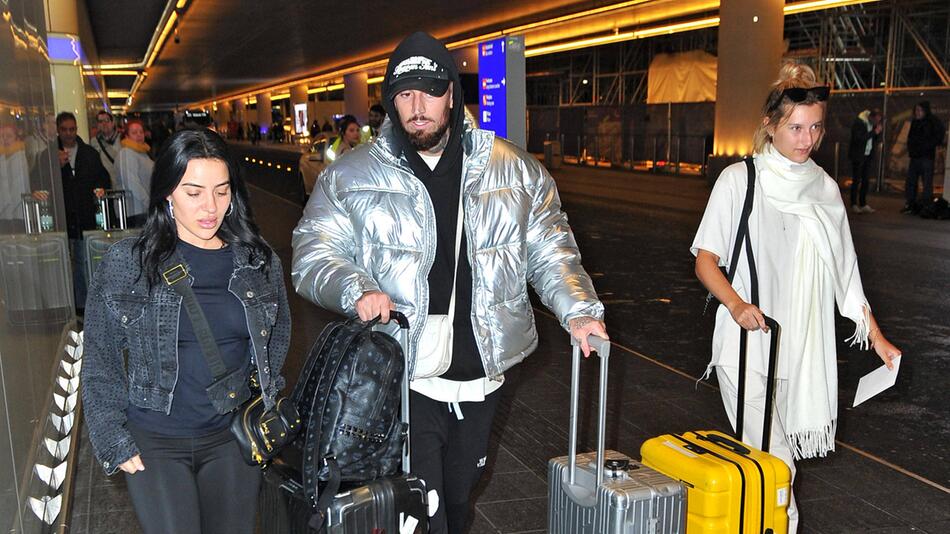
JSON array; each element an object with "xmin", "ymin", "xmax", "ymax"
[{"xmin": 525, "ymin": 0, "xmax": 950, "ymax": 178}]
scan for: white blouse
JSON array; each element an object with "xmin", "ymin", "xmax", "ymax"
[{"xmin": 691, "ymin": 158, "xmax": 801, "ymax": 379}]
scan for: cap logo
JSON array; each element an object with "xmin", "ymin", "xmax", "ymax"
[{"xmin": 393, "ymin": 56, "xmax": 440, "ymax": 77}]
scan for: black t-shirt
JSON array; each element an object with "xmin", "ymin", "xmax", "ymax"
[
  {"xmin": 126, "ymin": 240, "xmax": 251, "ymax": 436},
  {"xmin": 417, "ymin": 154, "xmax": 484, "ymax": 380}
]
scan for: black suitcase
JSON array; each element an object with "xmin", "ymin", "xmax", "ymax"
[
  {"xmin": 0, "ymin": 198, "xmax": 73, "ymax": 326},
  {"xmin": 259, "ymin": 311, "xmax": 428, "ymax": 533}
]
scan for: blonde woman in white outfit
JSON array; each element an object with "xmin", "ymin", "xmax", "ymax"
[
  {"xmin": 116, "ymin": 120, "xmax": 154, "ymax": 227},
  {"xmin": 692, "ymin": 63, "xmax": 902, "ymax": 533}
]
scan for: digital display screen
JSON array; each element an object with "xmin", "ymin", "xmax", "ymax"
[
  {"xmin": 294, "ymin": 103, "xmax": 308, "ymax": 134},
  {"xmin": 478, "ymin": 37, "xmax": 507, "ymax": 138}
]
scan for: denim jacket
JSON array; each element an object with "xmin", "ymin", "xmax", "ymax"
[{"xmin": 82, "ymin": 237, "xmax": 291, "ymax": 475}]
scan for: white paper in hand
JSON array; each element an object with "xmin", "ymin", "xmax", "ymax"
[{"xmin": 853, "ymin": 356, "xmax": 901, "ymax": 407}]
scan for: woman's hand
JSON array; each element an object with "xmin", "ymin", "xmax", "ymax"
[
  {"xmin": 871, "ymin": 331, "xmax": 901, "ymax": 370},
  {"xmin": 119, "ymin": 455, "xmax": 145, "ymax": 474},
  {"xmin": 728, "ymin": 301, "xmax": 769, "ymax": 332}
]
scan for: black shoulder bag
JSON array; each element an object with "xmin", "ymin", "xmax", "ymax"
[
  {"xmin": 162, "ymin": 262, "xmax": 301, "ymax": 466},
  {"xmin": 704, "ymin": 157, "xmax": 758, "ymax": 314}
]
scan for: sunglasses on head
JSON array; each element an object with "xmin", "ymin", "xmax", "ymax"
[{"xmin": 767, "ymin": 86, "xmax": 830, "ymax": 112}]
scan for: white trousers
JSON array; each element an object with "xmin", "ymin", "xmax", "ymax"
[{"xmin": 716, "ymin": 366, "xmax": 799, "ymax": 534}]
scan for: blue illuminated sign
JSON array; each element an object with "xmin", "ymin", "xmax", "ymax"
[
  {"xmin": 479, "ymin": 37, "xmax": 507, "ymax": 139},
  {"xmin": 47, "ymin": 34, "xmax": 84, "ymax": 64}
]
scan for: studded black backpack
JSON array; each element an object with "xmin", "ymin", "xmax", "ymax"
[{"xmin": 290, "ymin": 312, "xmax": 409, "ymax": 516}]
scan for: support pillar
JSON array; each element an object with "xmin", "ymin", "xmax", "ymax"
[
  {"xmin": 343, "ymin": 72, "xmax": 368, "ymax": 125},
  {"xmin": 708, "ymin": 0, "xmax": 784, "ymax": 180},
  {"xmin": 46, "ymin": 1, "xmax": 90, "ymax": 138},
  {"xmin": 232, "ymin": 98, "xmax": 246, "ymax": 123},
  {"xmin": 256, "ymin": 93, "xmax": 272, "ymax": 134}
]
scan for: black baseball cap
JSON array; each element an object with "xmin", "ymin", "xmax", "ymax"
[{"xmin": 386, "ymin": 55, "xmax": 450, "ymax": 100}]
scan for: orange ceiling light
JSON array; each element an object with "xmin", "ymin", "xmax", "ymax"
[
  {"xmin": 83, "ymin": 69, "xmax": 141, "ymax": 76},
  {"xmin": 306, "ymin": 83, "xmax": 346, "ymax": 95},
  {"xmin": 146, "ymin": 10, "xmax": 177, "ymax": 69},
  {"xmin": 785, "ymin": 0, "xmax": 879, "ymax": 15}
]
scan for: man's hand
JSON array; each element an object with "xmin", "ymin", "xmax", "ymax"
[
  {"xmin": 93, "ymin": 188, "xmax": 106, "ymax": 199},
  {"xmin": 32, "ymin": 190, "xmax": 50, "ymax": 201},
  {"xmin": 355, "ymin": 291, "xmax": 394, "ymax": 323},
  {"xmin": 58, "ymin": 149, "xmax": 69, "ymax": 167},
  {"xmin": 118, "ymin": 455, "xmax": 145, "ymax": 474},
  {"xmin": 569, "ymin": 316, "xmax": 608, "ymax": 357}
]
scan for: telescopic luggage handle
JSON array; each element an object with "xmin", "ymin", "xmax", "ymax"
[
  {"xmin": 567, "ymin": 334, "xmax": 611, "ymax": 489},
  {"xmin": 373, "ymin": 310, "xmax": 412, "ymax": 474},
  {"xmin": 736, "ymin": 315, "xmax": 781, "ymax": 453},
  {"xmin": 21, "ymin": 194, "xmax": 43, "ymax": 234},
  {"xmin": 97, "ymin": 190, "xmax": 129, "ymax": 231}
]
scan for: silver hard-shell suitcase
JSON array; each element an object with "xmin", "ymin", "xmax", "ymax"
[{"xmin": 547, "ymin": 335, "xmax": 686, "ymax": 534}]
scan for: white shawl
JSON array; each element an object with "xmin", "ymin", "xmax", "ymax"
[{"xmin": 757, "ymin": 144, "xmax": 870, "ymax": 459}]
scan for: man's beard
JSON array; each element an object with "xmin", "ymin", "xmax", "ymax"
[{"xmin": 404, "ymin": 108, "xmax": 451, "ymax": 152}]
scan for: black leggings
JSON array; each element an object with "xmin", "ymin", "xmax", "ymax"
[
  {"xmin": 124, "ymin": 425, "xmax": 261, "ymax": 534},
  {"xmin": 409, "ymin": 387, "xmax": 503, "ymax": 534}
]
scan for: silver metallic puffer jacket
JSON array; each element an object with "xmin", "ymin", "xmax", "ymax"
[{"xmin": 291, "ymin": 119, "xmax": 603, "ymax": 378}]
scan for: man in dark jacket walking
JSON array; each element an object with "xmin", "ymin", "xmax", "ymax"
[
  {"xmin": 903, "ymin": 101, "xmax": 946, "ymax": 213},
  {"xmin": 848, "ymin": 109, "xmax": 882, "ymax": 213},
  {"xmin": 33, "ymin": 111, "xmax": 111, "ymax": 310}
]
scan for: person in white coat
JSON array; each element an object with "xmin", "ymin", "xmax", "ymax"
[
  {"xmin": 0, "ymin": 122, "xmax": 32, "ymax": 233},
  {"xmin": 692, "ymin": 63, "xmax": 902, "ymax": 534},
  {"xmin": 116, "ymin": 120, "xmax": 153, "ymax": 227}
]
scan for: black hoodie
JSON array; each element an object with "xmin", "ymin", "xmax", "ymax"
[
  {"xmin": 907, "ymin": 101, "xmax": 946, "ymax": 159},
  {"xmin": 382, "ymin": 32, "xmax": 483, "ymax": 381}
]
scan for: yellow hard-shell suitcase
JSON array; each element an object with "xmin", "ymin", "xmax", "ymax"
[
  {"xmin": 641, "ymin": 430, "xmax": 790, "ymax": 534},
  {"xmin": 641, "ymin": 317, "xmax": 790, "ymax": 534}
]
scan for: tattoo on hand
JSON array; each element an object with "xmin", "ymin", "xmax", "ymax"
[{"xmin": 572, "ymin": 317, "xmax": 595, "ymax": 329}]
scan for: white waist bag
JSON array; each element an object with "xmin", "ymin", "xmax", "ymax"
[{"xmin": 413, "ymin": 184, "xmax": 465, "ymax": 379}]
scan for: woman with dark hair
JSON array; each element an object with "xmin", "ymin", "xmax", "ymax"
[
  {"xmin": 82, "ymin": 128, "xmax": 290, "ymax": 534},
  {"xmin": 326, "ymin": 114, "xmax": 361, "ymax": 162}
]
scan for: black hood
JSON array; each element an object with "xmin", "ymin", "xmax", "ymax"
[
  {"xmin": 916, "ymin": 100, "xmax": 932, "ymax": 117},
  {"xmin": 381, "ymin": 32, "xmax": 465, "ymax": 176}
]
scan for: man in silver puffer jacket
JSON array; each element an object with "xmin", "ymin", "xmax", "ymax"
[{"xmin": 292, "ymin": 31, "xmax": 606, "ymax": 533}]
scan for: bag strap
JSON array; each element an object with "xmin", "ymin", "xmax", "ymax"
[
  {"xmin": 704, "ymin": 157, "xmax": 756, "ymax": 313},
  {"xmin": 162, "ymin": 262, "xmax": 229, "ymax": 380},
  {"xmin": 447, "ymin": 179, "xmax": 465, "ymax": 321},
  {"xmin": 729, "ymin": 157, "xmax": 777, "ymax": 453},
  {"xmin": 97, "ymin": 136, "xmax": 116, "ymax": 164},
  {"xmin": 736, "ymin": 157, "xmax": 758, "ymax": 303}
]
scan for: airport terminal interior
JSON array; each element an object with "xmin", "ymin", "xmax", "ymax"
[{"xmin": 1, "ymin": 0, "xmax": 949, "ymax": 532}]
